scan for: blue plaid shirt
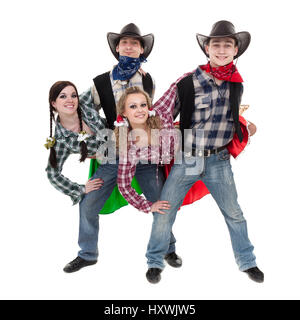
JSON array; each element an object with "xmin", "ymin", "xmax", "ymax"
[{"xmin": 174, "ymin": 67, "xmax": 242, "ymax": 150}]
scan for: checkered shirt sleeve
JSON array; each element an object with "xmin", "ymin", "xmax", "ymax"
[
  {"xmin": 117, "ymin": 152, "xmax": 153, "ymax": 214},
  {"xmin": 151, "ymin": 72, "xmax": 193, "ymax": 160},
  {"xmin": 46, "ymin": 140, "xmax": 85, "ymax": 206},
  {"xmin": 152, "ymin": 72, "xmax": 193, "ymax": 125},
  {"xmin": 79, "ymin": 87, "xmax": 94, "ymax": 109}
]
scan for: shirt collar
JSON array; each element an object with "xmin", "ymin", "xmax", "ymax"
[
  {"xmin": 54, "ymin": 118, "xmax": 76, "ymax": 138},
  {"xmin": 195, "ymin": 66, "xmax": 229, "ymax": 92},
  {"xmin": 195, "ymin": 66, "xmax": 214, "ymax": 86}
]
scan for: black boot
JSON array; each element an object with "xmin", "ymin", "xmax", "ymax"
[
  {"xmin": 63, "ymin": 256, "xmax": 97, "ymax": 273},
  {"xmin": 243, "ymin": 267, "xmax": 264, "ymax": 283},
  {"xmin": 164, "ymin": 252, "xmax": 182, "ymax": 268},
  {"xmin": 146, "ymin": 268, "xmax": 162, "ymax": 284}
]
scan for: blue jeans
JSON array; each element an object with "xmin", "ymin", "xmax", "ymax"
[
  {"xmin": 78, "ymin": 161, "xmax": 176, "ymax": 261},
  {"xmin": 146, "ymin": 149, "xmax": 257, "ymax": 271}
]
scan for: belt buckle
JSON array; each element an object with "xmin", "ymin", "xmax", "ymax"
[{"xmin": 206, "ymin": 149, "xmax": 211, "ymax": 157}]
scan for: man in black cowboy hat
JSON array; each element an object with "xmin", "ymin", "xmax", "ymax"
[
  {"xmin": 91, "ymin": 22, "xmax": 155, "ymax": 122},
  {"xmin": 63, "ymin": 23, "xmax": 180, "ymax": 273},
  {"xmin": 145, "ymin": 20, "xmax": 264, "ymax": 284},
  {"xmin": 81, "ymin": 22, "xmax": 155, "ymax": 124}
]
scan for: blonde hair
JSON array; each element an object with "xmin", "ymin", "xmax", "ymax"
[{"xmin": 114, "ymin": 87, "xmax": 161, "ymax": 148}]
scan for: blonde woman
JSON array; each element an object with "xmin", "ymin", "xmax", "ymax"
[{"xmin": 115, "ymin": 86, "xmax": 180, "ymax": 214}]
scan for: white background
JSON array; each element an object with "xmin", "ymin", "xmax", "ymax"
[{"xmin": 0, "ymin": 0, "xmax": 299, "ymax": 300}]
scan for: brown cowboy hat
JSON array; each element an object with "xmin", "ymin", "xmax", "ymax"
[
  {"xmin": 107, "ymin": 23, "xmax": 154, "ymax": 60},
  {"xmin": 196, "ymin": 20, "xmax": 251, "ymax": 59}
]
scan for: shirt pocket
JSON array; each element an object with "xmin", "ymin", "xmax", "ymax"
[{"xmin": 194, "ymin": 94, "xmax": 212, "ymax": 125}]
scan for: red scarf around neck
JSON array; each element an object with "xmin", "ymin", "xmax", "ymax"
[{"xmin": 200, "ymin": 61, "xmax": 243, "ymax": 82}]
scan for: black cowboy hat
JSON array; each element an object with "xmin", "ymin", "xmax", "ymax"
[
  {"xmin": 196, "ymin": 20, "xmax": 251, "ymax": 59},
  {"xmin": 107, "ymin": 23, "xmax": 154, "ymax": 60}
]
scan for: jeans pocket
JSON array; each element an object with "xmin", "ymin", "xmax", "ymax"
[{"xmin": 217, "ymin": 149, "xmax": 230, "ymax": 161}]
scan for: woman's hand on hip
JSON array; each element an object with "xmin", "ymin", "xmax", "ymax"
[
  {"xmin": 151, "ymin": 200, "xmax": 171, "ymax": 214},
  {"xmin": 85, "ymin": 178, "xmax": 104, "ymax": 194}
]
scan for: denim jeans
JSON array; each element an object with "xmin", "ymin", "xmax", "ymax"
[
  {"xmin": 146, "ymin": 149, "xmax": 257, "ymax": 271},
  {"xmin": 78, "ymin": 161, "xmax": 176, "ymax": 261}
]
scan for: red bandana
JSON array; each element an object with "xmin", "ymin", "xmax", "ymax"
[{"xmin": 200, "ymin": 61, "xmax": 243, "ymax": 83}]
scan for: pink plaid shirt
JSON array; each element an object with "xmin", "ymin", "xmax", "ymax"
[{"xmin": 117, "ymin": 73, "xmax": 192, "ymax": 213}]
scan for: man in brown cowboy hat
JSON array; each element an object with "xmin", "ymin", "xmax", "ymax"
[
  {"xmin": 63, "ymin": 23, "xmax": 180, "ymax": 273},
  {"xmin": 145, "ymin": 20, "xmax": 264, "ymax": 284}
]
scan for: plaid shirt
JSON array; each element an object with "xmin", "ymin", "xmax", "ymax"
[
  {"xmin": 117, "ymin": 74, "xmax": 189, "ymax": 213},
  {"xmin": 90, "ymin": 68, "xmax": 155, "ymax": 109},
  {"xmin": 46, "ymin": 91, "xmax": 106, "ymax": 205},
  {"xmin": 174, "ymin": 67, "xmax": 243, "ymax": 150}
]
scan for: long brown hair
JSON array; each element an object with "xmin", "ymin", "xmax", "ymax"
[
  {"xmin": 114, "ymin": 86, "xmax": 161, "ymax": 148},
  {"xmin": 48, "ymin": 81, "xmax": 88, "ymax": 168}
]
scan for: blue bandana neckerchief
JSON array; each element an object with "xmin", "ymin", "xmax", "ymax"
[{"xmin": 112, "ymin": 55, "xmax": 147, "ymax": 81}]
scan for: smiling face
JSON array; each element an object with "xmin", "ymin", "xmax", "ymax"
[
  {"xmin": 205, "ymin": 37, "xmax": 238, "ymax": 67},
  {"xmin": 116, "ymin": 36, "xmax": 144, "ymax": 59},
  {"xmin": 51, "ymin": 85, "xmax": 78, "ymax": 116},
  {"xmin": 122, "ymin": 93, "xmax": 149, "ymax": 128}
]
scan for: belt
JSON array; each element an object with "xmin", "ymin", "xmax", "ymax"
[{"xmin": 186, "ymin": 145, "xmax": 227, "ymax": 157}]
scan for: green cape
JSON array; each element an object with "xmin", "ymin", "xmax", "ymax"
[{"xmin": 88, "ymin": 159, "xmax": 142, "ymax": 214}]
